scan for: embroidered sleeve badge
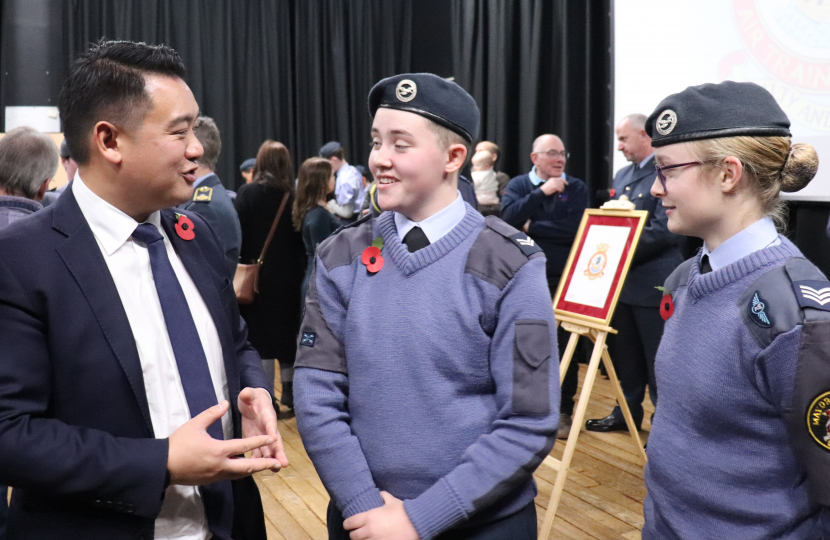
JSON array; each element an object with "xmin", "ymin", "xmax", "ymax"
[
  {"xmin": 792, "ymin": 280, "xmax": 830, "ymax": 311},
  {"xmin": 807, "ymin": 391, "xmax": 830, "ymax": 451},
  {"xmin": 749, "ymin": 292, "xmax": 773, "ymax": 328}
]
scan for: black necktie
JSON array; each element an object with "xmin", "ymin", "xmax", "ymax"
[
  {"xmin": 131, "ymin": 223, "xmax": 234, "ymax": 540},
  {"xmin": 403, "ymin": 226, "xmax": 430, "ymax": 253},
  {"xmin": 700, "ymin": 254, "xmax": 712, "ymax": 274}
]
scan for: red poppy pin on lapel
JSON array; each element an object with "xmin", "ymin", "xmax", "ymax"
[
  {"xmin": 174, "ymin": 213, "xmax": 195, "ymax": 241},
  {"xmin": 656, "ymin": 286, "xmax": 674, "ymax": 321},
  {"xmin": 361, "ymin": 236, "xmax": 384, "ymax": 274}
]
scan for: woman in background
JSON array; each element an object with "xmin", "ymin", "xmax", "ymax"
[
  {"xmin": 235, "ymin": 140, "xmax": 306, "ymax": 409},
  {"xmin": 293, "ymin": 157, "xmax": 340, "ymax": 301}
]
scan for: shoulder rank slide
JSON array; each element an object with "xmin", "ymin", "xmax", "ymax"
[
  {"xmin": 193, "ymin": 186, "xmax": 213, "ymax": 202},
  {"xmin": 508, "ymin": 232, "xmax": 543, "ymax": 257},
  {"xmin": 793, "ymin": 280, "xmax": 830, "ymax": 311}
]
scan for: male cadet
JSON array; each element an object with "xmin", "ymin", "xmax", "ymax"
[
  {"xmin": 475, "ymin": 140, "xmax": 511, "ymax": 198},
  {"xmin": 585, "ymin": 114, "xmax": 683, "ymax": 432},
  {"xmin": 240, "ymin": 157, "xmax": 255, "ymax": 184},
  {"xmin": 501, "ymin": 134, "xmax": 588, "ymax": 439},
  {"xmin": 295, "ymin": 73, "xmax": 558, "ymax": 540},
  {"xmin": 178, "ymin": 116, "xmax": 242, "ymax": 280},
  {"xmin": 41, "ymin": 139, "xmax": 78, "ymax": 207},
  {"xmin": 320, "ymin": 141, "xmax": 365, "ymax": 224},
  {"xmin": 0, "ymin": 40, "xmax": 287, "ymax": 540}
]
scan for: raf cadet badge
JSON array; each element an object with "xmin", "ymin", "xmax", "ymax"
[
  {"xmin": 395, "ymin": 79, "xmax": 417, "ymax": 102},
  {"xmin": 656, "ymin": 109, "xmax": 677, "ymax": 135},
  {"xmin": 655, "ymin": 286, "xmax": 674, "ymax": 321},
  {"xmin": 584, "ymin": 243, "xmax": 610, "ymax": 280},
  {"xmin": 807, "ymin": 392, "xmax": 830, "ymax": 451},
  {"xmin": 748, "ymin": 291, "xmax": 773, "ymax": 328},
  {"xmin": 361, "ymin": 236, "xmax": 385, "ymax": 274},
  {"xmin": 174, "ymin": 213, "xmax": 195, "ymax": 241}
]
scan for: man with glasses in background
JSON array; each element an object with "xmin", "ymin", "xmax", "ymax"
[
  {"xmin": 501, "ymin": 134, "xmax": 588, "ymax": 440},
  {"xmin": 584, "ymin": 114, "xmax": 683, "ymax": 434}
]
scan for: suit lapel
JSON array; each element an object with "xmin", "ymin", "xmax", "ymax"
[
  {"xmin": 52, "ymin": 187, "xmax": 155, "ymax": 435},
  {"xmin": 160, "ymin": 210, "xmax": 241, "ymax": 401}
]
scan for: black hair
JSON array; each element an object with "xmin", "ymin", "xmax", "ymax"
[{"xmin": 58, "ymin": 39, "xmax": 186, "ymax": 165}]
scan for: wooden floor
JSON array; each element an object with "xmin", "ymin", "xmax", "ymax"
[{"xmin": 262, "ymin": 364, "xmax": 654, "ymax": 540}]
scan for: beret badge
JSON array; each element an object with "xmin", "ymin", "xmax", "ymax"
[
  {"xmin": 656, "ymin": 109, "xmax": 678, "ymax": 135},
  {"xmin": 395, "ymin": 79, "xmax": 417, "ymax": 102}
]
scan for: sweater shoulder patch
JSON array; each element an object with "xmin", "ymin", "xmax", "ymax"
[
  {"xmin": 316, "ymin": 214, "xmax": 373, "ymax": 271},
  {"xmin": 465, "ymin": 216, "xmax": 543, "ymax": 290},
  {"xmin": 739, "ymin": 258, "xmax": 830, "ymax": 349},
  {"xmin": 663, "ymin": 256, "xmax": 696, "ymax": 294}
]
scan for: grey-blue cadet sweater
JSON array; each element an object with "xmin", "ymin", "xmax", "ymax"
[
  {"xmin": 294, "ymin": 206, "xmax": 559, "ymax": 539},
  {"xmin": 643, "ymin": 238, "xmax": 830, "ymax": 539}
]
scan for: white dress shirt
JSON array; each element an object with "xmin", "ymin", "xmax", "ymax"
[
  {"xmin": 702, "ymin": 216, "xmax": 781, "ymax": 271},
  {"xmin": 74, "ymin": 176, "xmax": 231, "ymax": 540},
  {"xmin": 394, "ymin": 191, "xmax": 467, "ymax": 244}
]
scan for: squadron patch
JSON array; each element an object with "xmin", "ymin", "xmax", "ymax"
[
  {"xmin": 792, "ymin": 280, "xmax": 830, "ymax": 311},
  {"xmin": 508, "ymin": 232, "xmax": 542, "ymax": 257},
  {"xmin": 193, "ymin": 186, "xmax": 213, "ymax": 202},
  {"xmin": 748, "ymin": 291, "xmax": 773, "ymax": 328},
  {"xmin": 807, "ymin": 391, "xmax": 830, "ymax": 451},
  {"xmin": 300, "ymin": 332, "xmax": 317, "ymax": 348}
]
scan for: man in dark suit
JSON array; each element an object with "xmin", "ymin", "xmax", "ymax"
[
  {"xmin": 178, "ymin": 116, "xmax": 241, "ymax": 280},
  {"xmin": 585, "ymin": 114, "xmax": 683, "ymax": 432},
  {"xmin": 501, "ymin": 134, "xmax": 589, "ymax": 439},
  {"xmin": 0, "ymin": 40, "xmax": 286, "ymax": 540}
]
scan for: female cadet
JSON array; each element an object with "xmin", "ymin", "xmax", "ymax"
[{"xmin": 642, "ymin": 81, "xmax": 826, "ymax": 540}]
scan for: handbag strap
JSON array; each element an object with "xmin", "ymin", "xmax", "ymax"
[{"xmin": 257, "ymin": 191, "xmax": 290, "ymax": 264}]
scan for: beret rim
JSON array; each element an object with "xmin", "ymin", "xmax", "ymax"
[
  {"xmin": 650, "ymin": 126, "xmax": 792, "ymax": 147},
  {"xmin": 378, "ymin": 103, "xmax": 474, "ymax": 143}
]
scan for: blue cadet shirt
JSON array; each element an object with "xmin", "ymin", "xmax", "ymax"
[
  {"xmin": 294, "ymin": 206, "xmax": 559, "ymax": 540},
  {"xmin": 644, "ymin": 234, "xmax": 830, "ymax": 540}
]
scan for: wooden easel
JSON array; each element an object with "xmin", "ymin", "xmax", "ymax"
[{"xmin": 538, "ymin": 199, "xmax": 649, "ymax": 540}]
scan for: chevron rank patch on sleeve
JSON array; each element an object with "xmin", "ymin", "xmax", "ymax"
[
  {"xmin": 193, "ymin": 186, "xmax": 213, "ymax": 202},
  {"xmin": 793, "ymin": 280, "xmax": 830, "ymax": 311},
  {"xmin": 508, "ymin": 232, "xmax": 543, "ymax": 257}
]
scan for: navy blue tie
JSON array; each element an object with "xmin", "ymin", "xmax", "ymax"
[{"xmin": 131, "ymin": 223, "xmax": 233, "ymax": 540}]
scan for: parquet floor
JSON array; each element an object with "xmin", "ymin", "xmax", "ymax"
[{"xmin": 263, "ymin": 363, "xmax": 654, "ymax": 540}]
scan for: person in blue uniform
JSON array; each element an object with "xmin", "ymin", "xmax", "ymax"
[
  {"xmin": 500, "ymin": 135, "xmax": 588, "ymax": 439},
  {"xmin": 295, "ymin": 73, "xmax": 558, "ymax": 540},
  {"xmin": 177, "ymin": 116, "xmax": 242, "ymax": 281},
  {"xmin": 642, "ymin": 81, "xmax": 826, "ymax": 540},
  {"xmin": 585, "ymin": 114, "xmax": 683, "ymax": 432}
]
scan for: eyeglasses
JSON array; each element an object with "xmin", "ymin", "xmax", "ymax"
[
  {"xmin": 536, "ymin": 150, "xmax": 570, "ymax": 159},
  {"xmin": 654, "ymin": 161, "xmax": 714, "ymax": 191}
]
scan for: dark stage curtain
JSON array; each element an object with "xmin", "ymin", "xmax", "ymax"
[
  {"xmin": 451, "ymin": 0, "xmax": 613, "ymax": 201},
  {"xmin": 64, "ymin": 0, "xmax": 412, "ymax": 189}
]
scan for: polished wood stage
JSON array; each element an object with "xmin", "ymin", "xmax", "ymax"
[{"xmin": 262, "ymin": 363, "xmax": 653, "ymax": 540}]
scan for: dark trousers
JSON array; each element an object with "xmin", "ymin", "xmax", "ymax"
[
  {"xmin": 548, "ymin": 274, "xmax": 579, "ymax": 416},
  {"xmin": 607, "ymin": 302, "xmax": 663, "ymax": 426},
  {"xmin": 0, "ymin": 485, "xmax": 7, "ymax": 540},
  {"xmin": 326, "ymin": 500, "xmax": 536, "ymax": 540}
]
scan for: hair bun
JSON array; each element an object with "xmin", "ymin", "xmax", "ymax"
[{"xmin": 780, "ymin": 143, "xmax": 819, "ymax": 193}]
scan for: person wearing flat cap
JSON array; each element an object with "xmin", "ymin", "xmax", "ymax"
[
  {"xmin": 294, "ymin": 73, "xmax": 558, "ymax": 540},
  {"xmin": 319, "ymin": 140, "xmax": 365, "ymax": 225},
  {"xmin": 640, "ymin": 80, "xmax": 826, "ymax": 540}
]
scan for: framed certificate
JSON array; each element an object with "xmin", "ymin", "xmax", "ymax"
[{"xmin": 552, "ymin": 208, "xmax": 648, "ymax": 327}]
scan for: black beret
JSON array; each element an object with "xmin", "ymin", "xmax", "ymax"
[
  {"xmin": 368, "ymin": 73, "xmax": 480, "ymax": 143},
  {"xmin": 239, "ymin": 158, "xmax": 256, "ymax": 171},
  {"xmin": 319, "ymin": 141, "xmax": 342, "ymax": 159},
  {"xmin": 646, "ymin": 81, "xmax": 791, "ymax": 148}
]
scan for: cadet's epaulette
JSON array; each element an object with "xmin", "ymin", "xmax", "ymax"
[
  {"xmin": 331, "ymin": 213, "xmax": 371, "ymax": 237},
  {"xmin": 483, "ymin": 215, "xmax": 543, "ymax": 258},
  {"xmin": 739, "ymin": 257, "xmax": 830, "ymax": 349},
  {"xmin": 193, "ymin": 186, "xmax": 213, "ymax": 202}
]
